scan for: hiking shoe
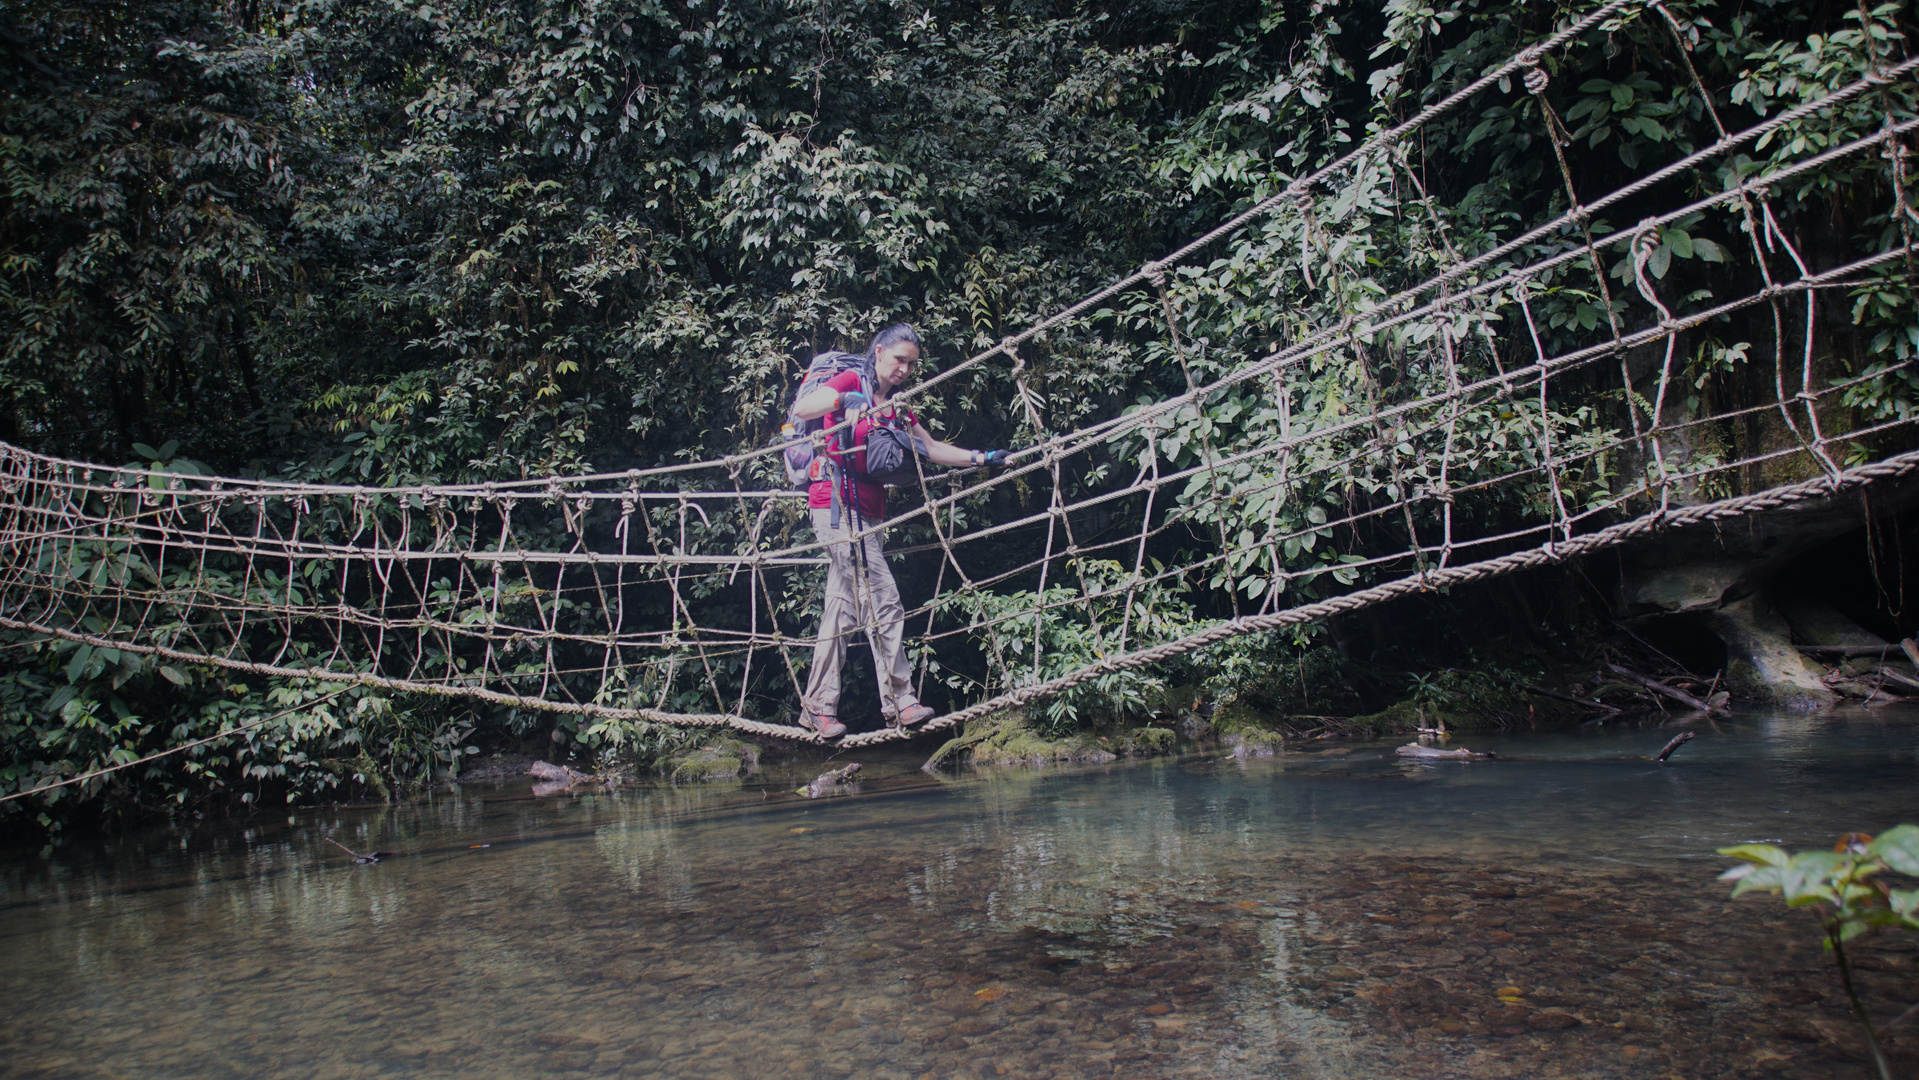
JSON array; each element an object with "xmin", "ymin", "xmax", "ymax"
[
  {"xmin": 800, "ymin": 709, "xmax": 846, "ymax": 739},
  {"xmin": 891, "ymin": 703, "xmax": 936, "ymax": 728}
]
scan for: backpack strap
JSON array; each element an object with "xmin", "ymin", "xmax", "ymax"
[{"xmin": 825, "ymin": 456, "xmax": 843, "ymax": 531}]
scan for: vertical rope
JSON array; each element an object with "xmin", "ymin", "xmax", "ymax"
[
  {"xmin": 1759, "ymin": 202, "xmax": 1845, "ymax": 480},
  {"xmin": 1006, "ymin": 342, "xmax": 1108, "ymax": 677},
  {"xmin": 1148, "ymin": 262, "xmax": 1243, "ymax": 618},
  {"xmin": 1514, "ymin": 279, "xmax": 1576, "ymax": 545},
  {"xmin": 1650, "ymin": 0, "xmax": 1832, "ymax": 489},
  {"xmin": 1524, "ymin": 55, "xmax": 1651, "ymax": 512}
]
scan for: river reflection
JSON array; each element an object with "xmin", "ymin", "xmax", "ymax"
[{"xmin": 2, "ymin": 709, "xmax": 1916, "ymax": 1079}]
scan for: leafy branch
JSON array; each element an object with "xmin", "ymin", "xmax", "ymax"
[{"xmin": 1720, "ymin": 825, "xmax": 1919, "ymax": 1080}]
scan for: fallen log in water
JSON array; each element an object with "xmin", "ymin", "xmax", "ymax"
[
  {"xmin": 1655, "ymin": 731, "xmax": 1695, "ymax": 762},
  {"xmin": 1395, "ymin": 743, "xmax": 1493, "ymax": 760},
  {"xmin": 1605, "ymin": 663, "xmax": 1721, "ymax": 712},
  {"xmin": 324, "ymin": 837, "xmax": 387, "ymax": 864}
]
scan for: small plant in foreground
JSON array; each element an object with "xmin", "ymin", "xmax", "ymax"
[{"xmin": 1719, "ymin": 826, "xmax": 1919, "ymax": 1080}]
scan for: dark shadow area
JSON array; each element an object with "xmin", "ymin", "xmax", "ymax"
[
  {"xmin": 1625, "ymin": 612, "xmax": 1729, "ymax": 677},
  {"xmin": 1775, "ymin": 506, "xmax": 1919, "ymax": 643}
]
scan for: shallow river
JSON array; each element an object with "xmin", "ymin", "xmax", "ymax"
[{"xmin": 3, "ymin": 710, "xmax": 1917, "ymax": 1080}]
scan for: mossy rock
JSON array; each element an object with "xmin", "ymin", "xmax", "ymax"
[
  {"xmin": 662, "ymin": 737, "xmax": 761, "ymax": 782},
  {"xmin": 1211, "ymin": 699, "xmax": 1280, "ymax": 734},
  {"xmin": 1205, "ymin": 698, "xmax": 1297, "ymax": 748},
  {"xmin": 924, "ymin": 709, "xmax": 1119, "ymax": 769},
  {"xmin": 1111, "ymin": 725, "xmax": 1177, "ymax": 756},
  {"xmin": 923, "ymin": 710, "xmax": 1192, "ymax": 771},
  {"xmin": 1222, "ymin": 731, "xmax": 1281, "ymax": 758},
  {"xmin": 1194, "ymin": 699, "xmax": 1280, "ymax": 755}
]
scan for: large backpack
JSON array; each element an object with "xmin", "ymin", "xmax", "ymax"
[{"xmin": 779, "ymin": 351, "xmax": 873, "ymax": 487}]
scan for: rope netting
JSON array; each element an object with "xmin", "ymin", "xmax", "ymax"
[{"xmin": 4, "ymin": 0, "xmax": 1917, "ymax": 751}]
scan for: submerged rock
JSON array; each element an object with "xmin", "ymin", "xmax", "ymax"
[{"xmin": 799, "ymin": 762, "xmax": 861, "ymax": 798}]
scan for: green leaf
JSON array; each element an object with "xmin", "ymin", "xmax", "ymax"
[
  {"xmin": 1719, "ymin": 843, "xmax": 1790, "ymax": 867},
  {"xmin": 1779, "ymin": 851, "xmax": 1848, "ymax": 904},
  {"xmin": 44, "ymin": 685, "xmax": 78, "ymax": 715},
  {"xmin": 131, "ymin": 443, "xmax": 161, "ymax": 461},
  {"xmin": 1692, "ymin": 237, "xmax": 1731, "ymax": 263},
  {"xmin": 160, "ymin": 666, "xmax": 189, "ymax": 687},
  {"xmin": 1888, "ymin": 888, "xmax": 1919, "ymax": 923},
  {"xmin": 66, "ymin": 644, "xmax": 95, "ymax": 683},
  {"xmin": 1868, "ymin": 824, "xmax": 1919, "ymax": 876}
]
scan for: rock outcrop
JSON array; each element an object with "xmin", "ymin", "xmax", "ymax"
[
  {"xmin": 1614, "ymin": 473, "xmax": 1919, "ymax": 709},
  {"xmin": 1709, "ymin": 595, "xmax": 1833, "ymax": 711}
]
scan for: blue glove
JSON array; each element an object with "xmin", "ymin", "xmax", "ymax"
[
  {"xmin": 983, "ymin": 449, "xmax": 1011, "ymax": 466},
  {"xmin": 837, "ymin": 390, "xmax": 870, "ymax": 412}
]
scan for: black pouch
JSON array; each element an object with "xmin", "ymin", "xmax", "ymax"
[{"xmin": 858, "ymin": 419, "xmax": 931, "ymax": 487}]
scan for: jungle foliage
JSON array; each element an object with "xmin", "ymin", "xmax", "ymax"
[{"xmin": 2, "ymin": 0, "xmax": 1915, "ymax": 825}]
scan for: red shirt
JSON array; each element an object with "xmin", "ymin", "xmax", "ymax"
[{"xmin": 807, "ymin": 370, "xmax": 916, "ymax": 521}]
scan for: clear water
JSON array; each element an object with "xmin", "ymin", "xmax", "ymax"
[{"xmin": 4, "ymin": 710, "xmax": 1917, "ymax": 1080}]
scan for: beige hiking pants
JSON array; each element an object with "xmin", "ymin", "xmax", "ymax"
[{"xmin": 803, "ymin": 508, "xmax": 919, "ymax": 720}]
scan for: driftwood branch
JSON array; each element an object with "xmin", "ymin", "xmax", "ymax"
[
  {"xmin": 1516, "ymin": 682, "xmax": 1618, "ymax": 712},
  {"xmin": 1884, "ymin": 1000, "xmax": 1919, "ymax": 1032},
  {"xmin": 1875, "ymin": 667, "xmax": 1919, "ymax": 694},
  {"xmin": 1656, "ymin": 731, "xmax": 1696, "ymax": 762},
  {"xmin": 1797, "ymin": 644, "xmax": 1901, "ymax": 658},
  {"xmin": 1606, "ymin": 663, "xmax": 1716, "ymax": 712},
  {"xmin": 324, "ymin": 837, "xmax": 385, "ymax": 864},
  {"xmin": 1797, "ymin": 639, "xmax": 1919, "ymax": 675}
]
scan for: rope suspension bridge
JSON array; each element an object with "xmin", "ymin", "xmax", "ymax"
[{"xmin": 4, "ymin": 0, "xmax": 1917, "ymax": 769}]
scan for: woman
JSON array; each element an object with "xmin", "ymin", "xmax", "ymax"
[{"xmin": 788, "ymin": 324, "xmax": 1006, "ymax": 738}]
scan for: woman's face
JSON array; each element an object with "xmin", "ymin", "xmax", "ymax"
[{"xmin": 874, "ymin": 341, "xmax": 920, "ymax": 389}]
